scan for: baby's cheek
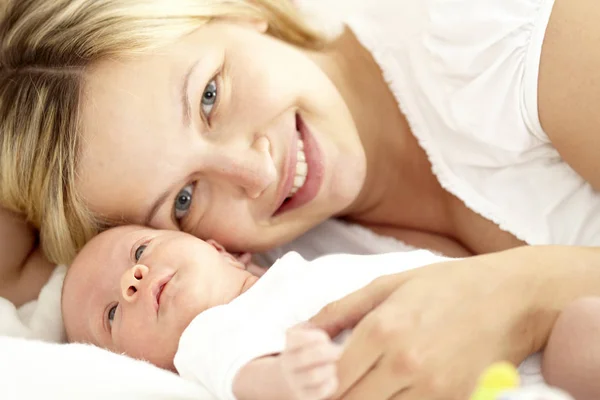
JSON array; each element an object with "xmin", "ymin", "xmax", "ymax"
[{"xmin": 130, "ymin": 330, "xmax": 180, "ymax": 371}]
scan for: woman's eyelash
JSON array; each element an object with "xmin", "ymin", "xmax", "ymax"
[
  {"xmin": 200, "ymin": 76, "xmax": 220, "ymax": 123},
  {"xmin": 174, "ymin": 183, "xmax": 195, "ymax": 223}
]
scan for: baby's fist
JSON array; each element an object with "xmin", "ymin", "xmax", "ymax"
[{"xmin": 281, "ymin": 324, "xmax": 342, "ymax": 400}]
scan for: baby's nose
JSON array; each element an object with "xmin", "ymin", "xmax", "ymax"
[{"xmin": 120, "ymin": 264, "xmax": 149, "ymax": 302}]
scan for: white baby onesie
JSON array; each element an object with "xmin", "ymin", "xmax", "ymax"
[{"xmin": 174, "ymin": 250, "xmax": 449, "ymax": 400}]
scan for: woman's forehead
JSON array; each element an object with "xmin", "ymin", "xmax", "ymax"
[
  {"xmin": 82, "ymin": 58, "xmax": 176, "ymax": 136},
  {"xmin": 78, "ymin": 65, "xmax": 189, "ymax": 223}
]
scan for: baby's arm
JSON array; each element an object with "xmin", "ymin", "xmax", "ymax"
[{"xmin": 233, "ymin": 325, "xmax": 341, "ymax": 400}]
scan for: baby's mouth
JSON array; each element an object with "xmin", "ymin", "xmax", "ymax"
[{"xmin": 152, "ymin": 273, "xmax": 175, "ymax": 313}]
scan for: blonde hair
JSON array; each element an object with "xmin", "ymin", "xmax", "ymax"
[{"xmin": 0, "ymin": 0, "xmax": 326, "ymax": 265}]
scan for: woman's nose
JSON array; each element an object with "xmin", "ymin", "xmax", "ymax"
[
  {"xmin": 120, "ymin": 264, "xmax": 149, "ymax": 303},
  {"xmin": 209, "ymin": 136, "xmax": 277, "ymax": 199}
]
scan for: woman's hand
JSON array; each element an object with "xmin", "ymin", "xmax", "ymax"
[
  {"xmin": 0, "ymin": 206, "xmax": 55, "ymax": 306},
  {"xmin": 310, "ymin": 246, "xmax": 600, "ymax": 400}
]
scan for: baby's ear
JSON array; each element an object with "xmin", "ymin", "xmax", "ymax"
[
  {"xmin": 206, "ymin": 239, "xmax": 227, "ymax": 253},
  {"xmin": 207, "ymin": 239, "xmax": 248, "ymax": 270}
]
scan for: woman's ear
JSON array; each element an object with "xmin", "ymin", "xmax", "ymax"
[
  {"xmin": 223, "ymin": 17, "xmax": 268, "ymax": 33},
  {"xmin": 255, "ymin": 18, "xmax": 269, "ymax": 33}
]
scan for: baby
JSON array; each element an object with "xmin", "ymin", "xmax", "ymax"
[{"xmin": 61, "ymin": 225, "xmax": 581, "ymax": 400}]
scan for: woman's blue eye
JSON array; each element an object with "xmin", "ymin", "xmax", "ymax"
[
  {"xmin": 174, "ymin": 184, "xmax": 194, "ymax": 220},
  {"xmin": 108, "ymin": 305, "xmax": 117, "ymax": 327},
  {"xmin": 134, "ymin": 244, "xmax": 147, "ymax": 262},
  {"xmin": 201, "ymin": 79, "xmax": 217, "ymax": 118}
]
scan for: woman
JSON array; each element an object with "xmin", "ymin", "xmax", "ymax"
[{"xmin": 1, "ymin": 0, "xmax": 600, "ymax": 398}]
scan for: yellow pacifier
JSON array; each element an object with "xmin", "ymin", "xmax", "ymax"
[{"xmin": 469, "ymin": 362, "xmax": 520, "ymax": 400}]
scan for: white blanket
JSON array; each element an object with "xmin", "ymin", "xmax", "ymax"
[{"xmin": 1, "ymin": 337, "xmax": 211, "ymax": 400}]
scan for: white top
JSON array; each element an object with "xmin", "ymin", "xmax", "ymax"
[
  {"xmin": 174, "ymin": 250, "xmax": 448, "ymax": 400},
  {"xmin": 288, "ymin": 0, "xmax": 600, "ymax": 249}
]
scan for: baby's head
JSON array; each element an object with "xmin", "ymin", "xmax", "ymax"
[{"xmin": 62, "ymin": 225, "xmax": 258, "ymax": 370}]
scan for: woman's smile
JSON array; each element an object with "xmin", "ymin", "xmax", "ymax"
[{"xmin": 274, "ymin": 113, "xmax": 324, "ymax": 216}]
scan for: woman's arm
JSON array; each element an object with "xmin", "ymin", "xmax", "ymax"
[
  {"xmin": 539, "ymin": 0, "xmax": 600, "ymax": 190},
  {"xmin": 0, "ymin": 206, "xmax": 55, "ymax": 306},
  {"xmin": 310, "ymin": 245, "xmax": 600, "ymax": 400}
]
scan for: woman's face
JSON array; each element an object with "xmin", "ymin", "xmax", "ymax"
[{"xmin": 78, "ymin": 19, "xmax": 365, "ymax": 252}]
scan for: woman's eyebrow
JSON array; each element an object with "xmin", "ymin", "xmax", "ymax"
[{"xmin": 181, "ymin": 59, "xmax": 202, "ymax": 128}]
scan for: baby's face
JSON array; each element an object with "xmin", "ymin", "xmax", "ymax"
[{"xmin": 62, "ymin": 226, "xmax": 258, "ymax": 370}]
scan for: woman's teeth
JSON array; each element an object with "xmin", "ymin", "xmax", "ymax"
[{"xmin": 288, "ymin": 137, "xmax": 307, "ymax": 197}]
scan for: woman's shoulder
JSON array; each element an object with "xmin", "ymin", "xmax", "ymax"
[{"xmin": 300, "ymin": 0, "xmax": 600, "ymax": 247}]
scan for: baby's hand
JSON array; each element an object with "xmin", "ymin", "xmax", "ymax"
[{"xmin": 281, "ymin": 324, "xmax": 342, "ymax": 400}]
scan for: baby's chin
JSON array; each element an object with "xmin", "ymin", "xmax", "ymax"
[{"xmin": 152, "ymin": 353, "xmax": 178, "ymax": 372}]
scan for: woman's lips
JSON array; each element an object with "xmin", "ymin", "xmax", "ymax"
[
  {"xmin": 274, "ymin": 113, "xmax": 324, "ymax": 216},
  {"xmin": 273, "ymin": 119, "xmax": 298, "ymax": 215}
]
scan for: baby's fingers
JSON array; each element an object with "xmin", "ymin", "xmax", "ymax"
[
  {"xmin": 286, "ymin": 341, "xmax": 342, "ymax": 371},
  {"xmin": 286, "ymin": 325, "xmax": 331, "ymax": 352},
  {"xmin": 295, "ymin": 363, "xmax": 339, "ymax": 388}
]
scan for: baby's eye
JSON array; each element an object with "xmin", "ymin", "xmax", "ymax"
[
  {"xmin": 108, "ymin": 305, "xmax": 117, "ymax": 327},
  {"xmin": 134, "ymin": 244, "xmax": 147, "ymax": 262}
]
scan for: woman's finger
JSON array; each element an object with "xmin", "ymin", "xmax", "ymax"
[
  {"xmin": 335, "ymin": 304, "xmax": 417, "ymax": 399},
  {"xmin": 332, "ymin": 303, "xmax": 408, "ymax": 397},
  {"xmin": 390, "ymin": 378, "xmax": 471, "ymax": 400},
  {"xmin": 338, "ymin": 358, "xmax": 410, "ymax": 400},
  {"xmin": 309, "ymin": 273, "xmax": 409, "ymax": 337}
]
